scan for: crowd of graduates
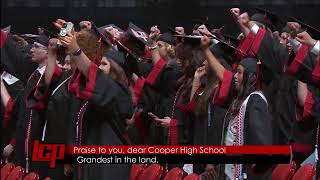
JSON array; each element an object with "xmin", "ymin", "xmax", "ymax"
[{"xmin": 1, "ymin": 7, "xmax": 319, "ymax": 180}]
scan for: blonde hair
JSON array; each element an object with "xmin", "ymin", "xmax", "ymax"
[{"xmin": 165, "ymin": 43, "xmax": 176, "ymax": 59}]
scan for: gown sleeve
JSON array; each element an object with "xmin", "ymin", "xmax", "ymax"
[
  {"xmin": 1, "ymin": 31, "xmax": 37, "ymax": 84},
  {"xmin": 285, "ymin": 45, "xmax": 320, "ymax": 87},
  {"xmin": 245, "ymin": 94, "xmax": 273, "ymax": 145}
]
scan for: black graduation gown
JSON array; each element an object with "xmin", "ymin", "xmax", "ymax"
[
  {"xmin": 247, "ymin": 28, "xmax": 320, "ymax": 163},
  {"xmin": 132, "ymin": 58, "xmax": 183, "ymax": 145},
  {"xmin": 285, "ymin": 45, "xmax": 320, "ymax": 88},
  {"xmin": 1, "ymin": 33, "xmax": 47, "ymax": 176},
  {"xmin": 0, "ymin": 80, "xmax": 24, "ymax": 155},
  {"xmin": 207, "ymin": 68, "xmax": 273, "ymax": 179},
  {"xmin": 27, "ymin": 68, "xmax": 73, "ymax": 180},
  {"xmin": 70, "ymin": 63, "xmax": 134, "ymax": 180},
  {"xmin": 216, "ymin": 94, "xmax": 273, "ymax": 180},
  {"xmin": 29, "ymin": 62, "xmax": 134, "ymax": 180},
  {"xmin": 190, "ymin": 87, "xmax": 227, "ymax": 174}
]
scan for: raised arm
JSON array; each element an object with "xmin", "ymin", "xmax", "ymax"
[
  {"xmin": 1, "ymin": 74, "xmax": 11, "ymax": 107},
  {"xmin": 230, "ymin": 8, "xmax": 251, "ymax": 36},
  {"xmin": 201, "ymin": 36, "xmax": 225, "ymax": 81},
  {"xmin": 45, "ymin": 38, "xmax": 60, "ymax": 85},
  {"xmin": 146, "ymin": 26, "xmax": 161, "ymax": 65}
]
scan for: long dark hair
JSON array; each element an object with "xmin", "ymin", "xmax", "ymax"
[
  {"xmin": 194, "ymin": 67, "xmax": 218, "ymax": 117},
  {"xmin": 230, "ymin": 68, "xmax": 257, "ymax": 115},
  {"xmin": 108, "ymin": 59, "xmax": 129, "ymax": 87},
  {"xmin": 176, "ymin": 44, "xmax": 204, "ymax": 90}
]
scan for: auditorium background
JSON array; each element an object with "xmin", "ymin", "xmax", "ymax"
[{"xmin": 1, "ymin": 0, "xmax": 320, "ymax": 36}]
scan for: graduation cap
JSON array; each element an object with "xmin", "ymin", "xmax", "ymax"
[
  {"xmin": 98, "ymin": 24, "xmax": 125, "ymax": 37},
  {"xmin": 168, "ymin": 27, "xmax": 180, "ymax": 35},
  {"xmin": 281, "ymin": 25, "xmax": 291, "ymax": 34},
  {"xmin": 288, "ymin": 16, "xmax": 320, "ymax": 40},
  {"xmin": 248, "ymin": 7, "xmax": 286, "ymax": 32},
  {"xmin": 126, "ymin": 22, "xmax": 149, "ymax": 47},
  {"xmin": 37, "ymin": 25, "xmax": 58, "ymax": 38},
  {"xmin": 157, "ymin": 32, "xmax": 176, "ymax": 45},
  {"xmin": 222, "ymin": 33, "xmax": 241, "ymax": 47},
  {"xmin": 104, "ymin": 49, "xmax": 127, "ymax": 70},
  {"xmin": 34, "ymin": 34, "xmax": 49, "ymax": 47},
  {"xmin": 91, "ymin": 22, "xmax": 112, "ymax": 46},
  {"xmin": 239, "ymin": 57, "xmax": 258, "ymax": 74},
  {"xmin": 99, "ymin": 24, "xmax": 124, "ymax": 33},
  {"xmin": 3, "ymin": 25, "xmax": 11, "ymax": 33}
]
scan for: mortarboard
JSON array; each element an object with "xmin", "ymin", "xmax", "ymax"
[
  {"xmin": 168, "ymin": 27, "xmax": 180, "ymax": 35},
  {"xmin": 288, "ymin": 16, "xmax": 320, "ymax": 40},
  {"xmin": 104, "ymin": 49, "xmax": 126, "ymax": 70},
  {"xmin": 247, "ymin": 7, "xmax": 286, "ymax": 32},
  {"xmin": 239, "ymin": 57, "xmax": 258, "ymax": 74},
  {"xmin": 3, "ymin": 26, "xmax": 11, "ymax": 34},
  {"xmin": 98, "ymin": 24, "xmax": 125, "ymax": 38},
  {"xmin": 222, "ymin": 33, "xmax": 241, "ymax": 47},
  {"xmin": 126, "ymin": 22, "xmax": 149, "ymax": 47},
  {"xmin": 281, "ymin": 25, "xmax": 291, "ymax": 34},
  {"xmin": 34, "ymin": 34, "xmax": 49, "ymax": 47},
  {"xmin": 158, "ymin": 32, "xmax": 176, "ymax": 45},
  {"xmin": 91, "ymin": 22, "xmax": 112, "ymax": 46},
  {"xmin": 121, "ymin": 22, "xmax": 149, "ymax": 57}
]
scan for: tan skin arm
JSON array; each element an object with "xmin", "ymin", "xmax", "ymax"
[
  {"xmin": 1, "ymin": 74, "xmax": 11, "ymax": 107},
  {"xmin": 54, "ymin": 19, "xmax": 91, "ymax": 78},
  {"xmin": 201, "ymin": 36, "xmax": 225, "ymax": 81},
  {"xmin": 297, "ymin": 80, "xmax": 308, "ymax": 107}
]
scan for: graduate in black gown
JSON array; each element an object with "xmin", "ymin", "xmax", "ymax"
[
  {"xmin": 201, "ymin": 33, "xmax": 273, "ymax": 179},
  {"xmin": 1, "ymin": 29, "xmax": 49, "ymax": 177},
  {"xmin": 1, "ymin": 71, "xmax": 24, "ymax": 161},
  {"xmin": 28, "ymin": 19, "xmax": 134, "ymax": 180},
  {"xmin": 1, "ymin": 34, "xmax": 28, "ymax": 159}
]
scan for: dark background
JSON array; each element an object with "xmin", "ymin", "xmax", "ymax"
[{"xmin": 1, "ymin": 0, "xmax": 320, "ymax": 36}]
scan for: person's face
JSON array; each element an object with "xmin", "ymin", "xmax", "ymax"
[
  {"xmin": 157, "ymin": 41, "xmax": 168, "ymax": 59},
  {"xmin": 234, "ymin": 65, "xmax": 245, "ymax": 91},
  {"xmin": 30, "ymin": 42, "xmax": 48, "ymax": 64},
  {"xmin": 280, "ymin": 32, "xmax": 289, "ymax": 45},
  {"xmin": 63, "ymin": 56, "xmax": 72, "ymax": 70},
  {"xmin": 175, "ymin": 27, "xmax": 185, "ymax": 35},
  {"xmin": 99, "ymin": 57, "xmax": 111, "ymax": 75}
]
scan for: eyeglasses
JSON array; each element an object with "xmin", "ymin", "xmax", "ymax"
[{"xmin": 32, "ymin": 43, "xmax": 47, "ymax": 50}]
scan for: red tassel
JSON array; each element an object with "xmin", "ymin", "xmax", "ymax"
[{"xmin": 169, "ymin": 119, "xmax": 178, "ymax": 145}]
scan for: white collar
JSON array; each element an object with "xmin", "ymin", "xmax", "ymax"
[
  {"xmin": 2, "ymin": 71, "xmax": 19, "ymax": 85},
  {"xmin": 37, "ymin": 65, "xmax": 46, "ymax": 75}
]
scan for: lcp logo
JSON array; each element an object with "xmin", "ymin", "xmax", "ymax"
[{"xmin": 32, "ymin": 140, "xmax": 65, "ymax": 168}]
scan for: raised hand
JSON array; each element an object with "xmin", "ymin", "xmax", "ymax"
[
  {"xmin": 230, "ymin": 8, "xmax": 241, "ymax": 19},
  {"xmin": 200, "ymin": 35, "xmax": 212, "ymax": 50},
  {"xmin": 149, "ymin": 25, "xmax": 161, "ymax": 40},
  {"xmin": 238, "ymin": 12, "xmax": 250, "ymax": 27},
  {"xmin": 79, "ymin": 21, "xmax": 92, "ymax": 30},
  {"xmin": 175, "ymin": 27, "xmax": 185, "ymax": 35},
  {"xmin": 48, "ymin": 38, "xmax": 59, "ymax": 52},
  {"xmin": 154, "ymin": 117, "xmax": 172, "ymax": 128},
  {"xmin": 194, "ymin": 65, "xmax": 207, "ymax": 80},
  {"xmin": 296, "ymin": 31, "xmax": 317, "ymax": 47},
  {"xmin": 198, "ymin": 24, "xmax": 212, "ymax": 37},
  {"xmin": 58, "ymin": 32, "xmax": 79, "ymax": 54},
  {"xmin": 287, "ymin": 22, "xmax": 301, "ymax": 38}
]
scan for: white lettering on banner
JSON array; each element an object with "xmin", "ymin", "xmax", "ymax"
[
  {"xmin": 77, "ymin": 156, "xmax": 114, "ymax": 163},
  {"xmin": 147, "ymin": 147, "xmax": 178, "ymax": 154},
  {"xmin": 199, "ymin": 147, "xmax": 226, "ymax": 154}
]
